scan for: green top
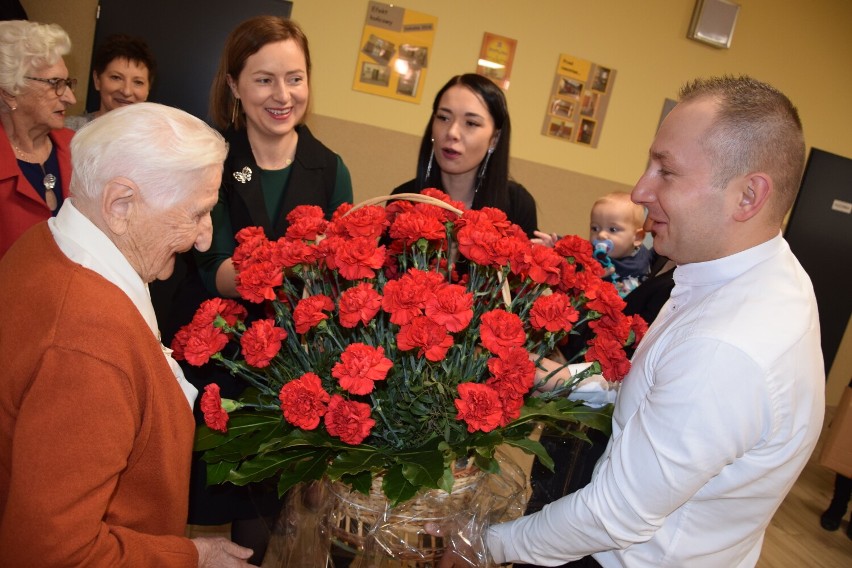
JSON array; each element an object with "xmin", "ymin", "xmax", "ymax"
[{"xmin": 196, "ymin": 155, "xmax": 353, "ymax": 294}]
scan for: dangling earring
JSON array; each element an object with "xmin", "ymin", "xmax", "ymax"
[
  {"xmin": 230, "ymin": 97, "xmax": 241, "ymax": 125},
  {"xmin": 425, "ymin": 139, "xmax": 435, "ymax": 181},
  {"xmin": 475, "ymin": 146, "xmax": 494, "ymax": 193}
]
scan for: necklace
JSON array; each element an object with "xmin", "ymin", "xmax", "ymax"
[
  {"xmin": 39, "ymin": 163, "xmax": 58, "ymax": 211},
  {"xmin": 10, "ymin": 137, "xmax": 58, "ymax": 211}
]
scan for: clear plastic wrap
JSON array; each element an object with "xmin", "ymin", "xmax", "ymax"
[{"xmin": 263, "ymin": 449, "xmax": 528, "ymax": 567}]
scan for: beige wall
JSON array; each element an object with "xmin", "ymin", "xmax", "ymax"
[{"xmin": 21, "ymin": 0, "xmax": 852, "ymax": 402}]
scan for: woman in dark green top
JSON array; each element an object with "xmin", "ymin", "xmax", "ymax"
[
  {"xmin": 197, "ymin": 15, "xmax": 352, "ymax": 298},
  {"xmin": 183, "ymin": 15, "xmax": 352, "ymax": 564}
]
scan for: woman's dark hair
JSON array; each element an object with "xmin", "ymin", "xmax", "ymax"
[
  {"xmin": 92, "ymin": 34, "xmax": 157, "ymax": 85},
  {"xmin": 209, "ymin": 16, "xmax": 311, "ymax": 130},
  {"xmin": 415, "ymin": 73, "xmax": 512, "ymax": 211}
]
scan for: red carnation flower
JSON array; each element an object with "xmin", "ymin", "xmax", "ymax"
[
  {"xmin": 325, "ymin": 394, "xmax": 375, "ymax": 445},
  {"xmin": 275, "ymin": 238, "xmax": 320, "ymax": 268},
  {"xmin": 332, "ymin": 343, "xmax": 392, "ymax": 395},
  {"xmin": 235, "ymin": 226, "xmax": 267, "ymax": 245},
  {"xmin": 396, "ymin": 315, "xmax": 454, "ymax": 361},
  {"xmin": 233, "ymin": 234, "xmax": 277, "ymax": 272},
  {"xmin": 285, "ymin": 204, "xmax": 325, "ymax": 225},
  {"xmin": 329, "ymin": 204, "xmax": 388, "ymax": 240},
  {"xmin": 382, "ymin": 270, "xmax": 436, "ymax": 325},
  {"xmin": 425, "ymin": 283, "xmax": 474, "ymax": 332},
  {"xmin": 456, "ymin": 219, "xmax": 501, "ymax": 266},
  {"xmin": 200, "ymin": 384, "xmax": 229, "ymax": 432},
  {"xmin": 629, "ymin": 314, "xmax": 648, "ymax": 345},
  {"xmin": 486, "ymin": 346, "xmax": 536, "ymax": 397},
  {"xmin": 191, "ymin": 297, "xmax": 247, "ymax": 329},
  {"xmin": 330, "ymin": 237, "xmax": 386, "ymax": 280},
  {"xmin": 183, "ymin": 325, "xmax": 229, "ymax": 366},
  {"xmin": 530, "ymin": 292, "xmax": 579, "ymax": 333},
  {"xmin": 285, "ymin": 213, "xmax": 327, "ymax": 242},
  {"xmin": 236, "ymin": 260, "xmax": 284, "ymax": 303},
  {"xmin": 553, "ymin": 234, "xmax": 593, "ymax": 260},
  {"xmin": 590, "ymin": 312, "xmax": 632, "ymax": 344},
  {"xmin": 293, "ymin": 294, "xmax": 335, "ymax": 334},
  {"xmin": 279, "ymin": 372, "xmax": 331, "ymax": 430},
  {"xmin": 389, "ymin": 210, "xmax": 447, "ymax": 246},
  {"xmin": 338, "ymin": 283, "xmax": 382, "ymax": 328},
  {"xmin": 479, "ymin": 309, "xmax": 526, "ymax": 357},
  {"xmin": 240, "ymin": 319, "xmax": 288, "ymax": 368},
  {"xmin": 526, "ymin": 244, "xmax": 565, "ymax": 286},
  {"xmin": 170, "ymin": 326, "xmax": 191, "ymax": 361},
  {"xmin": 454, "ymin": 382, "xmax": 503, "ymax": 433},
  {"xmin": 585, "ymin": 335, "xmax": 631, "ymax": 381}
]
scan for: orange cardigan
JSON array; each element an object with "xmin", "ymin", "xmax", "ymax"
[
  {"xmin": 0, "ymin": 223, "xmax": 199, "ymax": 566},
  {"xmin": 0, "ymin": 125, "xmax": 74, "ymax": 259}
]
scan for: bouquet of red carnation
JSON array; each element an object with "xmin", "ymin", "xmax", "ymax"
[{"xmin": 173, "ymin": 189, "xmax": 646, "ymax": 505}]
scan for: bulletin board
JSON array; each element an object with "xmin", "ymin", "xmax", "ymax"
[
  {"xmin": 541, "ymin": 53, "xmax": 616, "ymax": 148},
  {"xmin": 352, "ymin": 1, "xmax": 438, "ymax": 104}
]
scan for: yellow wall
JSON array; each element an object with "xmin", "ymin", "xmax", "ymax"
[{"xmin": 21, "ymin": 0, "xmax": 852, "ymax": 402}]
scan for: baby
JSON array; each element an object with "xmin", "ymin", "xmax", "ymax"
[
  {"xmin": 533, "ymin": 192, "xmax": 653, "ymax": 297},
  {"xmin": 588, "ymin": 192, "xmax": 652, "ymax": 296}
]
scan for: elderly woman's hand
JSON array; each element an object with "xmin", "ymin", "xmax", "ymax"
[{"xmin": 192, "ymin": 537, "xmax": 254, "ymax": 567}]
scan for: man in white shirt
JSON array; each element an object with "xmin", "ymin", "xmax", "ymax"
[{"xmin": 438, "ymin": 76, "xmax": 825, "ymax": 567}]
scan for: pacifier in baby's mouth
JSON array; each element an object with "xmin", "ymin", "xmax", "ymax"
[{"xmin": 592, "ymin": 239, "xmax": 614, "ymax": 261}]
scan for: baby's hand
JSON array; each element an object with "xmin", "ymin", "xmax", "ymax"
[{"xmin": 531, "ymin": 231, "xmax": 559, "ymax": 248}]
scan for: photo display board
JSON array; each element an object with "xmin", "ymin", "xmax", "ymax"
[
  {"xmin": 541, "ymin": 53, "xmax": 616, "ymax": 148},
  {"xmin": 352, "ymin": 1, "xmax": 437, "ymax": 104}
]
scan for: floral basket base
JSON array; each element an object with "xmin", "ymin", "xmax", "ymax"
[
  {"xmin": 263, "ymin": 451, "xmax": 529, "ymax": 568},
  {"xmin": 328, "ymin": 460, "xmax": 484, "ymax": 565}
]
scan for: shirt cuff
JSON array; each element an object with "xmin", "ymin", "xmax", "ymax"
[{"xmin": 486, "ymin": 524, "xmax": 508, "ymax": 565}]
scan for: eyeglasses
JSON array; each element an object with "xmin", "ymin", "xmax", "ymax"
[{"xmin": 24, "ymin": 76, "xmax": 78, "ymax": 96}]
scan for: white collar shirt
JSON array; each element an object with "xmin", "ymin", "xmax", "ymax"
[
  {"xmin": 489, "ymin": 234, "xmax": 824, "ymax": 567},
  {"xmin": 48, "ymin": 200, "xmax": 197, "ymax": 409}
]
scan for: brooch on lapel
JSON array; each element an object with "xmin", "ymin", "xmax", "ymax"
[{"xmin": 233, "ymin": 166, "xmax": 252, "ymax": 183}]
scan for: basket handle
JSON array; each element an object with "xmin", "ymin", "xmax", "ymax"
[{"xmin": 345, "ymin": 193, "xmax": 464, "ymax": 216}]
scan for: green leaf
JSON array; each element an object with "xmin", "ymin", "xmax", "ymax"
[
  {"xmin": 226, "ymin": 447, "xmax": 317, "ymax": 486},
  {"xmin": 382, "ymin": 465, "xmax": 418, "ymax": 506},
  {"xmin": 206, "ymin": 460, "xmax": 238, "ymax": 485},
  {"xmin": 277, "ymin": 450, "xmax": 332, "ymax": 496},
  {"xmin": 400, "ymin": 458, "xmax": 443, "ymax": 490},
  {"xmin": 326, "ymin": 448, "xmax": 385, "ymax": 479},
  {"xmin": 504, "ymin": 437, "xmax": 555, "ymax": 471},
  {"xmin": 341, "ymin": 470, "xmax": 374, "ymax": 495},
  {"xmin": 194, "ymin": 412, "xmax": 282, "ymax": 451}
]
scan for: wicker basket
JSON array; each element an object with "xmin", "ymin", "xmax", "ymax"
[{"xmin": 327, "ymin": 459, "xmax": 485, "ymax": 566}]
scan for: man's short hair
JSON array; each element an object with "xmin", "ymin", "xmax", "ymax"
[
  {"xmin": 679, "ymin": 76, "xmax": 805, "ymax": 220},
  {"xmin": 70, "ymin": 103, "xmax": 227, "ymax": 208}
]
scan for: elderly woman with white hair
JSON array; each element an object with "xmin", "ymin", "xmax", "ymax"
[
  {"xmin": 0, "ymin": 102, "xmax": 254, "ymax": 568},
  {"xmin": 0, "ymin": 20, "xmax": 77, "ymax": 257}
]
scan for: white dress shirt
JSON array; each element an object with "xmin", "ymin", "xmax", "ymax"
[
  {"xmin": 489, "ymin": 234, "xmax": 824, "ymax": 567},
  {"xmin": 48, "ymin": 200, "xmax": 197, "ymax": 408}
]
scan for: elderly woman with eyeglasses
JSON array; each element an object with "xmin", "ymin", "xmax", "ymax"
[{"xmin": 0, "ymin": 20, "xmax": 77, "ymax": 258}]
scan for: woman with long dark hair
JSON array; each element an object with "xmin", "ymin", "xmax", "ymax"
[{"xmin": 392, "ymin": 73, "xmax": 537, "ymax": 236}]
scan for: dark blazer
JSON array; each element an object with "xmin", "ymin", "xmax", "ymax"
[{"xmin": 221, "ymin": 124, "xmax": 338, "ymax": 240}]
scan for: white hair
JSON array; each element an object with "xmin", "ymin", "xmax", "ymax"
[
  {"xmin": 70, "ymin": 103, "xmax": 228, "ymax": 208},
  {"xmin": 0, "ymin": 20, "xmax": 71, "ymax": 96}
]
